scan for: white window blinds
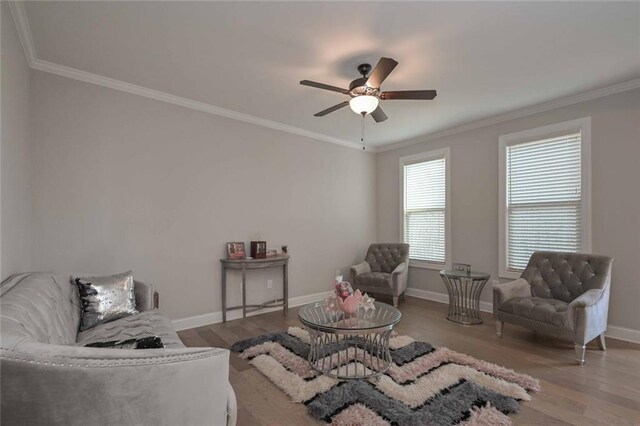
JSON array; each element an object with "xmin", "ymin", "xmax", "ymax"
[
  {"xmin": 505, "ymin": 133, "xmax": 583, "ymax": 270},
  {"xmin": 403, "ymin": 157, "xmax": 446, "ymax": 264}
]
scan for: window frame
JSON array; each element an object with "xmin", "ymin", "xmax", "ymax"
[
  {"xmin": 399, "ymin": 147, "xmax": 451, "ymax": 270},
  {"xmin": 498, "ymin": 117, "xmax": 592, "ymax": 279}
]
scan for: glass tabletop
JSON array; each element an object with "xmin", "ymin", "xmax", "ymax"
[
  {"xmin": 440, "ymin": 269, "xmax": 490, "ymax": 279},
  {"xmin": 298, "ymin": 301, "xmax": 401, "ymax": 331}
]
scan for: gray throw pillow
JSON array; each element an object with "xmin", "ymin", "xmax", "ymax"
[{"xmin": 74, "ymin": 271, "xmax": 139, "ymax": 332}]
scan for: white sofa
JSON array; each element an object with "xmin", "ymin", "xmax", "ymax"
[{"xmin": 0, "ymin": 272, "xmax": 237, "ymax": 425}]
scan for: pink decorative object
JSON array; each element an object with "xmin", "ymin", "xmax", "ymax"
[
  {"xmin": 326, "ymin": 277, "xmax": 375, "ymax": 314},
  {"xmin": 337, "ymin": 290, "xmax": 364, "ymax": 314}
]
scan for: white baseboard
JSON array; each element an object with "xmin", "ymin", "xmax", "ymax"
[
  {"xmin": 605, "ymin": 325, "xmax": 640, "ymax": 344},
  {"xmin": 175, "ymin": 287, "xmax": 640, "ymax": 344},
  {"xmin": 404, "ymin": 287, "xmax": 640, "ymax": 344},
  {"xmin": 172, "ymin": 291, "xmax": 328, "ymax": 331}
]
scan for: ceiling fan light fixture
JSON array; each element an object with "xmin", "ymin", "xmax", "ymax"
[
  {"xmin": 302, "ymin": 58, "xmax": 437, "ymax": 122},
  {"xmin": 349, "ymin": 95, "xmax": 379, "ymax": 115}
]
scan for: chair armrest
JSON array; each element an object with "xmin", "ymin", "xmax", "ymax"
[
  {"xmin": 390, "ymin": 262, "xmax": 409, "ymax": 294},
  {"xmin": 1, "ymin": 342, "xmax": 232, "ymax": 426},
  {"xmin": 391, "ymin": 262, "xmax": 407, "ymax": 276},
  {"xmin": 134, "ymin": 279, "xmax": 156, "ymax": 311},
  {"xmin": 350, "ymin": 261, "xmax": 371, "ymax": 283},
  {"xmin": 569, "ymin": 288, "xmax": 603, "ymax": 309},
  {"xmin": 493, "ymin": 278, "xmax": 531, "ymax": 314},
  {"xmin": 568, "ymin": 288, "xmax": 610, "ymax": 344}
]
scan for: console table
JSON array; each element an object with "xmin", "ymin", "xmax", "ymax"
[{"xmin": 219, "ymin": 254, "xmax": 289, "ymax": 322}]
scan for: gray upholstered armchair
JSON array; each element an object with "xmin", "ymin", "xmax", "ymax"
[
  {"xmin": 350, "ymin": 243, "xmax": 410, "ymax": 307},
  {"xmin": 493, "ymin": 251, "xmax": 613, "ymax": 364}
]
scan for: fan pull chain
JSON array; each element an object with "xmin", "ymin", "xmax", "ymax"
[{"xmin": 361, "ymin": 112, "xmax": 366, "ymax": 150}]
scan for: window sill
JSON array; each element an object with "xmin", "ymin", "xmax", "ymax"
[
  {"xmin": 409, "ymin": 260, "xmax": 447, "ymax": 271},
  {"xmin": 499, "ymin": 269, "xmax": 523, "ymax": 280}
]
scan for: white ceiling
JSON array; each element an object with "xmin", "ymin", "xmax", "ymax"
[{"xmin": 22, "ymin": 1, "xmax": 640, "ymax": 148}]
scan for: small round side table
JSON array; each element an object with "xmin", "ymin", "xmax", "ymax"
[{"xmin": 439, "ymin": 269, "xmax": 490, "ymax": 325}]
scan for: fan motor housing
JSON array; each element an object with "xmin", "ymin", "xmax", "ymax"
[{"xmin": 349, "ymin": 78, "xmax": 380, "ymax": 98}]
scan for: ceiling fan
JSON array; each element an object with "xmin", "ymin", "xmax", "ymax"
[{"xmin": 300, "ymin": 57, "xmax": 437, "ymax": 123}]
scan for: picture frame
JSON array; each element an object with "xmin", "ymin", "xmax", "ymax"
[
  {"xmin": 251, "ymin": 241, "xmax": 267, "ymax": 259},
  {"xmin": 226, "ymin": 242, "xmax": 246, "ymax": 260},
  {"xmin": 452, "ymin": 262, "xmax": 471, "ymax": 275}
]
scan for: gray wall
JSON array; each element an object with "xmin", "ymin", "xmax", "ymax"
[
  {"xmin": 1, "ymin": 4, "xmax": 33, "ymax": 278},
  {"xmin": 3, "ymin": 4, "xmax": 639, "ymax": 332},
  {"xmin": 377, "ymin": 89, "xmax": 640, "ymax": 330},
  {"xmin": 28, "ymin": 71, "xmax": 377, "ymax": 321}
]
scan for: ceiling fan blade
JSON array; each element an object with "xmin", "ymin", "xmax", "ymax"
[
  {"xmin": 300, "ymin": 80, "xmax": 349, "ymax": 94},
  {"xmin": 313, "ymin": 101, "xmax": 349, "ymax": 117},
  {"xmin": 381, "ymin": 90, "xmax": 437, "ymax": 100},
  {"xmin": 366, "ymin": 57, "xmax": 398, "ymax": 88},
  {"xmin": 370, "ymin": 106, "xmax": 388, "ymax": 123}
]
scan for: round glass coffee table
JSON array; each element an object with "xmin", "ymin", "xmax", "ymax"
[{"xmin": 298, "ymin": 301, "xmax": 401, "ymax": 380}]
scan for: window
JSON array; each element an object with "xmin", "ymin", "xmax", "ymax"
[
  {"xmin": 499, "ymin": 118, "xmax": 591, "ymax": 278},
  {"xmin": 400, "ymin": 148, "xmax": 450, "ymax": 269}
]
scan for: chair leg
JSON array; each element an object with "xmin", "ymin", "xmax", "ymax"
[
  {"xmin": 575, "ymin": 344, "xmax": 586, "ymax": 365},
  {"xmin": 495, "ymin": 320, "xmax": 504, "ymax": 338},
  {"xmin": 392, "ymin": 296, "xmax": 399, "ymax": 308},
  {"xmin": 400, "ymin": 292, "xmax": 406, "ymax": 301},
  {"xmin": 597, "ymin": 333, "xmax": 607, "ymax": 351}
]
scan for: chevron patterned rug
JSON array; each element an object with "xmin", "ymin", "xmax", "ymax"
[{"xmin": 231, "ymin": 327, "xmax": 540, "ymax": 425}]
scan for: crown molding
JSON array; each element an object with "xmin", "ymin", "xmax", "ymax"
[
  {"xmin": 8, "ymin": 1, "xmax": 36, "ymax": 66},
  {"xmin": 377, "ymin": 78, "xmax": 640, "ymax": 153},
  {"xmin": 9, "ymin": 2, "xmax": 640, "ymax": 154},
  {"xmin": 8, "ymin": 2, "xmax": 363, "ymax": 151},
  {"xmin": 30, "ymin": 58, "xmax": 363, "ymax": 150}
]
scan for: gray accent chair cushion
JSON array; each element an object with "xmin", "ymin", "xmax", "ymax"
[
  {"xmin": 350, "ymin": 243, "xmax": 410, "ymax": 306},
  {"xmin": 494, "ymin": 251, "xmax": 613, "ymax": 364},
  {"xmin": 499, "ymin": 297, "xmax": 571, "ymax": 329},
  {"xmin": 1, "ymin": 272, "xmax": 237, "ymax": 426}
]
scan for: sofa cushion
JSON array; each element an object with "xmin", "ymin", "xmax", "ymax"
[
  {"xmin": 85, "ymin": 336, "xmax": 164, "ymax": 349},
  {"xmin": 76, "ymin": 310, "xmax": 184, "ymax": 349},
  {"xmin": 74, "ymin": 271, "xmax": 139, "ymax": 332},
  {"xmin": 355, "ymin": 272, "xmax": 391, "ymax": 289},
  {"xmin": 0, "ymin": 272, "xmax": 80, "ymax": 345},
  {"xmin": 499, "ymin": 297, "xmax": 571, "ymax": 329}
]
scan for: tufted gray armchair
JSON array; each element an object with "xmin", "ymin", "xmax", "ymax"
[
  {"xmin": 494, "ymin": 251, "xmax": 613, "ymax": 364},
  {"xmin": 350, "ymin": 243, "xmax": 410, "ymax": 307}
]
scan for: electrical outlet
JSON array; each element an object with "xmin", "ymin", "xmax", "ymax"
[{"xmin": 267, "ymin": 280, "xmax": 273, "ymax": 289}]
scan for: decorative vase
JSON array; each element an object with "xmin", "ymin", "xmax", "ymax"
[{"xmin": 336, "ymin": 290, "xmax": 364, "ymax": 314}]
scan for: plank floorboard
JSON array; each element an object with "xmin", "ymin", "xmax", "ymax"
[{"xmin": 178, "ymin": 296, "xmax": 640, "ymax": 425}]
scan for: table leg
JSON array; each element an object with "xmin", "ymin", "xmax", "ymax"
[
  {"xmin": 242, "ymin": 264, "xmax": 247, "ymax": 318},
  {"xmin": 283, "ymin": 261, "xmax": 288, "ymax": 317},
  {"xmin": 221, "ymin": 266, "xmax": 227, "ymax": 323}
]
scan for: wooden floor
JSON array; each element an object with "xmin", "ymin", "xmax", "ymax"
[{"xmin": 178, "ymin": 296, "xmax": 640, "ymax": 426}]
